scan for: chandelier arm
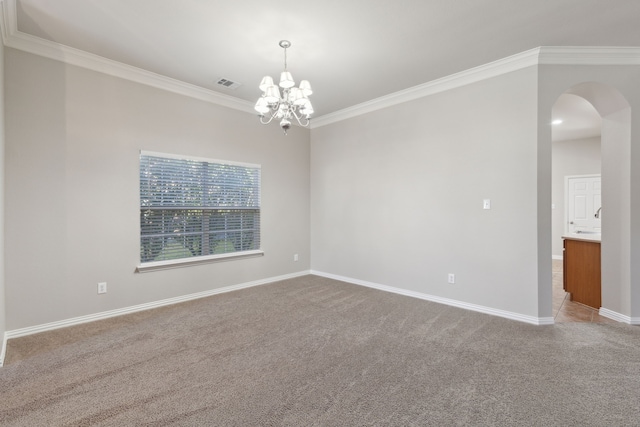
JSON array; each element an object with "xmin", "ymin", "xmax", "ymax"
[
  {"xmin": 259, "ymin": 108, "xmax": 279, "ymax": 124},
  {"xmin": 298, "ymin": 117, "xmax": 310, "ymax": 127},
  {"xmin": 259, "ymin": 115, "xmax": 272, "ymax": 125},
  {"xmin": 291, "ymin": 109, "xmax": 311, "ymax": 127}
]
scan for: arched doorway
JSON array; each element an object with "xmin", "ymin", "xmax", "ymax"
[
  {"xmin": 551, "ymin": 93, "xmax": 602, "ymax": 321},
  {"xmin": 549, "ymin": 82, "xmax": 631, "ymax": 323}
]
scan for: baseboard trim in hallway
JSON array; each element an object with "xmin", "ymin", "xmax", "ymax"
[
  {"xmin": 552, "ymin": 259, "xmax": 631, "ymax": 324},
  {"xmin": 311, "ymin": 270, "xmax": 554, "ymax": 326}
]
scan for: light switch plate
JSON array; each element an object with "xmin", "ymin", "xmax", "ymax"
[{"xmin": 483, "ymin": 199, "xmax": 491, "ymax": 210}]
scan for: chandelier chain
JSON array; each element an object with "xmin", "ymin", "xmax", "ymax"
[{"xmin": 283, "ymin": 45, "xmax": 287, "ymax": 70}]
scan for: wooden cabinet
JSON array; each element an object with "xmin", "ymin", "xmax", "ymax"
[{"xmin": 563, "ymin": 237, "xmax": 601, "ymax": 309}]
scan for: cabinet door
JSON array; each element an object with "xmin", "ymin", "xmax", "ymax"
[{"xmin": 563, "ymin": 239, "xmax": 601, "ymax": 309}]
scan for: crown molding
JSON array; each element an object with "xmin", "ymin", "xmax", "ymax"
[
  {"xmin": 311, "ymin": 47, "xmax": 542, "ymax": 128},
  {"xmin": 0, "ymin": 0, "xmax": 255, "ymax": 115},
  {"xmin": 538, "ymin": 46, "xmax": 640, "ymax": 65},
  {"xmin": 0, "ymin": 0, "xmax": 15, "ymax": 44},
  {"xmin": 311, "ymin": 46, "xmax": 640, "ymax": 128},
  {"xmin": 1, "ymin": 0, "xmax": 639, "ymax": 128}
]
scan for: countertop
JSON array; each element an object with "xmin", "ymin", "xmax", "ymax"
[{"xmin": 562, "ymin": 233, "xmax": 601, "ymax": 243}]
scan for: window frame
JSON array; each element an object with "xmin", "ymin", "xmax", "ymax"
[{"xmin": 136, "ymin": 151, "xmax": 263, "ymax": 273}]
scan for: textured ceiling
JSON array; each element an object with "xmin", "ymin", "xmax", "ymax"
[{"xmin": 12, "ymin": 0, "xmax": 640, "ymax": 136}]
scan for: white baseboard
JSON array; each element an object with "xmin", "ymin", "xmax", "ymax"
[
  {"xmin": 599, "ymin": 307, "xmax": 640, "ymax": 325},
  {"xmin": 2, "ymin": 270, "xmax": 311, "ymax": 363},
  {"xmin": 552, "ymin": 255, "xmax": 563, "ymax": 261},
  {"xmin": 4, "ymin": 270, "xmax": 635, "ymax": 367},
  {"xmin": 0, "ymin": 335, "xmax": 7, "ymax": 367},
  {"xmin": 310, "ymin": 270, "xmax": 554, "ymax": 326}
]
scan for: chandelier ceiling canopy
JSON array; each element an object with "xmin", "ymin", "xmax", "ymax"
[{"xmin": 255, "ymin": 40, "xmax": 313, "ymax": 134}]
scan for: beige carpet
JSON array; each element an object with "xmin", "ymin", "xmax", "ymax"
[{"xmin": 1, "ymin": 275, "xmax": 639, "ymax": 426}]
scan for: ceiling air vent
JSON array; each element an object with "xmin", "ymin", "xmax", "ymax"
[{"xmin": 216, "ymin": 78, "xmax": 241, "ymax": 90}]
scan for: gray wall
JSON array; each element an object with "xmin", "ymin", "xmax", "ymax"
[
  {"xmin": 4, "ymin": 47, "xmax": 639, "ymax": 333},
  {"xmin": 0, "ymin": 36, "xmax": 6, "ymax": 355},
  {"xmin": 311, "ymin": 67, "xmax": 542, "ymax": 318},
  {"xmin": 551, "ymin": 136, "xmax": 601, "ymax": 258},
  {"xmin": 4, "ymin": 48, "xmax": 311, "ymax": 330},
  {"xmin": 312, "ymin": 63, "xmax": 640, "ymax": 322},
  {"xmin": 537, "ymin": 65, "xmax": 640, "ymax": 320}
]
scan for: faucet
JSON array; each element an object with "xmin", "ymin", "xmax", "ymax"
[{"xmin": 595, "ymin": 207, "xmax": 602, "ymax": 219}]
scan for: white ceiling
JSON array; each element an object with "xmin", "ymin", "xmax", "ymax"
[
  {"xmin": 552, "ymin": 94, "xmax": 602, "ymax": 142},
  {"xmin": 11, "ymin": 0, "xmax": 640, "ymax": 138}
]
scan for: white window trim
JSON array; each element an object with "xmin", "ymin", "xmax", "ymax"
[
  {"xmin": 138, "ymin": 150, "xmax": 262, "ymax": 270},
  {"xmin": 140, "ymin": 150, "xmax": 260, "ymax": 170},
  {"xmin": 136, "ymin": 249, "xmax": 264, "ymax": 273}
]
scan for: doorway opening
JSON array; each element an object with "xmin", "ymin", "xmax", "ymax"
[
  {"xmin": 551, "ymin": 93, "xmax": 604, "ymax": 322},
  {"xmin": 549, "ymin": 82, "xmax": 631, "ymax": 323}
]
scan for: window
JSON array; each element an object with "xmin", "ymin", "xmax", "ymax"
[{"xmin": 139, "ymin": 151, "xmax": 261, "ymax": 268}]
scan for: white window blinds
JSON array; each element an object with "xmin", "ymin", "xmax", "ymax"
[{"xmin": 139, "ymin": 151, "xmax": 261, "ymax": 264}]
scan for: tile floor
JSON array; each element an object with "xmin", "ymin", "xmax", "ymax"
[{"xmin": 552, "ymin": 259, "xmax": 616, "ymax": 323}]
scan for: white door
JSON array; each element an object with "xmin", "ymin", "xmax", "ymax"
[{"xmin": 566, "ymin": 175, "xmax": 601, "ymax": 234}]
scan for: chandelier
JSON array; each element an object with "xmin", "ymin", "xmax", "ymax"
[{"xmin": 254, "ymin": 40, "xmax": 313, "ymax": 134}]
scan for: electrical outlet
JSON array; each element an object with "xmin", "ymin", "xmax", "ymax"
[
  {"xmin": 448, "ymin": 274, "xmax": 455, "ymax": 284},
  {"xmin": 97, "ymin": 282, "xmax": 107, "ymax": 294},
  {"xmin": 293, "ymin": 254, "xmax": 299, "ymax": 262}
]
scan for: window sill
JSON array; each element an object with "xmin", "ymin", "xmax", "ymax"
[{"xmin": 136, "ymin": 250, "xmax": 264, "ymax": 273}]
